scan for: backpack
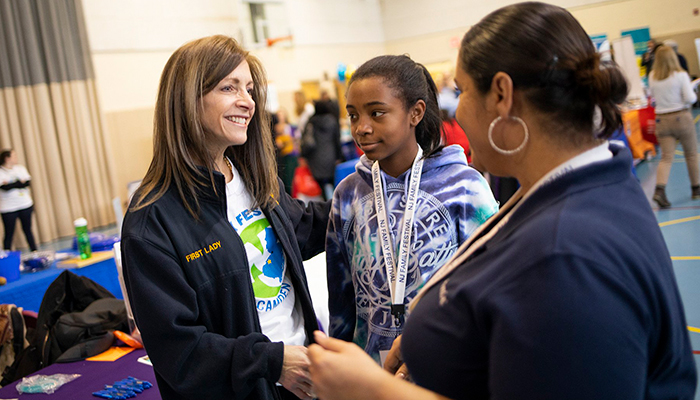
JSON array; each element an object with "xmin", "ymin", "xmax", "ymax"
[
  {"xmin": 0, "ymin": 304, "xmax": 28, "ymax": 382},
  {"xmin": 53, "ymin": 298, "xmax": 127, "ymax": 363},
  {"xmin": 0, "ymin": 271, "xmax": 127, "ymax": 386}
]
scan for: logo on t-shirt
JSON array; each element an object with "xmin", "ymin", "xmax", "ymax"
[{"xmin": 232, "ymin": 209, "xmax": 289, "ymax": 312}]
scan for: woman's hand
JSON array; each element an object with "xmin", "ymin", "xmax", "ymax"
[
  {"xmin": 309, "ymin": 331, "xmax": 387, "ymax": 400},
  {"xmin": 384, "ymin": 335, "xmax": 411, "ymax": 381},
  {"xmin": 309, "ymin": 331, "xmax": 452, "ymax": 400},
  {"xmin": 280, "ymin": 345, "xmax": 315, "ymax": 400}
]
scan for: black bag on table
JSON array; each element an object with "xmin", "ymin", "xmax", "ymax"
[{"xmin": 0, "ymin": 270, "xmax": 128, "ymax": 386}]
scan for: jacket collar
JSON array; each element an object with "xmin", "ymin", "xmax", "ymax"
[
  {"xmin": 190, "ymin": 166, "xmax": 227, "ymax": 204},
  {"xmin": 499, "ymin": 143, "xmax": 632, "ymax": 238}
]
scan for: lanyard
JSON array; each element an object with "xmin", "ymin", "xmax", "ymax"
[
  {"xmin": 410, "ymin": 141, "xmax": 613, "ymax": 309},
  {"xmin": 372, "ymin": 146, "xmax": 424, "ymax": 325}
]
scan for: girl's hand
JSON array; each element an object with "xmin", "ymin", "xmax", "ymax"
[{"xmin": 384, "ymin": 335, "xmax": 411, "ymax": 381}]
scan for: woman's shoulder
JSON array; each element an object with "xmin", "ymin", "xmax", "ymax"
[
  {"xmin": 124, "ymin": 188, "xmax": 188, "ymax": 229},
  {"xmin": 658, "ymin": 70, "xmax": 691, "ymax": 83},
  {"xmin": 673, "ymin": 70, "xmax": 690, "ymax": 78}
]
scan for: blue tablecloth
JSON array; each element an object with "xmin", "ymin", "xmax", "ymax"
[
  {"xmin": 334, "ymin": 158, "xmax": 360, "ymax": 187},
  {"xmin": 0, "ymin": 253, "xmax": 122, "ymax": 312}
]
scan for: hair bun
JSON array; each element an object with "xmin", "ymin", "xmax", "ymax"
[
  {"xmin": 571, "ymin": 53, "xmax": 600, "ymax": 87},
  {"xmin": 588, "ymin": 61, "xmax": 629, "ymax": 137}
]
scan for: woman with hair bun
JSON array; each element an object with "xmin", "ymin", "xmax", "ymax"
[{"xmin": 308, "ymin": 3, "xmax": 696, "ymax": 400}]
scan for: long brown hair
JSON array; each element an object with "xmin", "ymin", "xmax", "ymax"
[
  {"xmin": 131, "ymin": 35, "xmax": 278, "ymax": 218},
  {"xmin": 651, "ymin": 45, "xmax": 683, "ymax": 81}
]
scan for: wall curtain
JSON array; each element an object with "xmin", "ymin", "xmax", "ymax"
[{"xmin": 0, "ymin": 0, "xmax": 118, "ymax": 248}]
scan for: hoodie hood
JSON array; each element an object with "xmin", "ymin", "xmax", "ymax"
[{"xmin": 355, "ymin": 144, "xmax": 468, "ymax": 186}]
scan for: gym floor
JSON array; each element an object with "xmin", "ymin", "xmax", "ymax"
[{"xmin": 636, "ymin": 109, "xmax": 700, "ymax": 397}]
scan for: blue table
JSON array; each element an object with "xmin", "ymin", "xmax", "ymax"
[
  {"xmin": 334, "ymin": 158, "xmax": 360, "ymax": 187},
  {"xmin": 0, "ymin": 254, "xmax": 122, "ymax": 312}
]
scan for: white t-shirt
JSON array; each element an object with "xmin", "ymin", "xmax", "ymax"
[
  {"xmin": 225, "ymin": 161, "xmax": 306, "ymax": 346},
  {"xmin": 0, "ymin": 165, "xmax": 33, "ymax": 213},
  {"xmin": 649, "ymin": 71, "xmax": 697, "ymax": 114},
  {"xmin": 297, "ymin": 103, "xmax": 315, "ymax": 137}
]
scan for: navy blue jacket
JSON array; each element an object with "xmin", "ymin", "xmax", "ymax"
[
  {"xmin": 403, "ymin": 145, "xmax": 697, "ymax": 399},
  {"xmin": 121, "ymin": 174, "xmax": 329, "ymax": 400}
]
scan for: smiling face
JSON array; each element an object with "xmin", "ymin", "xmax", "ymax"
[
  {"xmin": 200, "ymin": 60, "xmax": 255, "ymax": 154},
  {"xmin": 346, "ymin": 76, "xmax": 421, "ymax": 177}
]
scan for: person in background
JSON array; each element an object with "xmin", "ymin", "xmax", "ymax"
[
  {"xmin": 121, "ymin": 35, "xmax": 330, "ymax": 400},
  {"xmin": 440, "ymin": 109, "xmax": 471, "ymax": 163},
  {"xmin": 437, "ymin": 72, "xmax": 459, "ymax": 118},
  {"xmin": 309, "ymin": 3, "xmax": 696, "ymax": 400},
  {"xmin": 301, "ymin": 100, "xmax": 343, "ymax": 200},
  {"xmin": 274, "ymin": 108, "xmax": 299, "ymax": 195},
  {"xmin": 648, "ymin": 44, "xmax": 699, "ymax": 208},
  {"xmin": 339, "ymin": 118, "xmax": 360, "ymax": 161},
  {"xmin": 0, "ymin": 149, "xmax": 37, "ymax": 252},
  {"xmin": 294, "ymin": 91, "xmax": 315, "ymax": 137},
  {"xmin": 663, "ymin": 39, "xmax": 689, "ymax": 73},
  {"xmin": 326, "ymin": 54, "xmax": 497, "ymax": 365},
  {"xmin": 319, "ymin": 89, "xmax": 341, "ymax": 122},
  {"xmin": 641, "ymin": 39, "xmax": 660, "ymax": 76}
]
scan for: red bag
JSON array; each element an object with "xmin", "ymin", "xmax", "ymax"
[{"xmin": 292, "ymin": 165, "xmax": 322, "ymax": 198}]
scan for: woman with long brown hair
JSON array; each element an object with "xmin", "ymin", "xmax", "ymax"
[
  {"xmin": 121, "ymin": 35, "xmax": 329, "ymax": 400},
  {"xmin": 648, "ymin": 44, "xmax": 698, "ymax": 208},
  {"xmin": 308, "ymin": 3, "xmax": 696, "ymax": 399}
]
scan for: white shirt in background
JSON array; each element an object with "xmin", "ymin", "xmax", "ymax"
[
  {"xmin": 0, "ymin": 165, "xmax": 33, "ymax": 213},
  {"xmin": 649, "ymin": 71, "xmax": 697, "ymax": 114},
  {"xmin": 297, "ymin": 102, "xmax": 315, "ymax": 137}
]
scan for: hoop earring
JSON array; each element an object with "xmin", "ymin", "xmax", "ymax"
[{"xmin": 488, "ymin": 116, "xmax": 529, "ymax": 155}]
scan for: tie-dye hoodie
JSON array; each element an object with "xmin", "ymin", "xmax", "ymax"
[{"xmin": 326, "ymin": 144, "xmax": 498, "ymax": 363}]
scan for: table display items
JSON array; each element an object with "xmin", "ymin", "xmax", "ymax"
[
  {"xmin": 92, "ymin": 376, "xmax": 153, "ymax": 399},
  {"xmin": 74, "ymin": 218, "xmax": 92, "ymax": 260},
  {"xmin": 16, "ymin": 373, "xmax": 81, "ymax": 394}
]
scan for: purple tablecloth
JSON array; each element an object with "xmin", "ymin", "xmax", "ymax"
[{"xmin": 0, "ymin": 348, "xmax": 160, "ymax": 399}]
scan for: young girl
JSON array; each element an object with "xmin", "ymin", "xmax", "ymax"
[{"xmin": 326, "ymin": 55, "xmax": 498, "ymax": 364}]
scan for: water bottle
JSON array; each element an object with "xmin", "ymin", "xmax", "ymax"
[{"xmin": 74, "ymin": 218, "xmax": 92, "ymax": 260}]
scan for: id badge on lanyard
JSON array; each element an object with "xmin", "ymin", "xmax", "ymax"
[{"xmin": 372, "ymin": 147, "xmax": 424, "ymax": 326}]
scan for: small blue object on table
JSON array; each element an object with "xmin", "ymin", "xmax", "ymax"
[
  {"xmin": 0, "ymin": 250, "xmax": 122, "ymax": 312},
  {"xmin": 0, "ymin": 348, "xmax": 159, "ymax": 399}
]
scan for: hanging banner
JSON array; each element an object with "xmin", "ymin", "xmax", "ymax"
[
  {"xmin": 590, "ymin": 33, "xmax": 611, "ymax": 62},
  {"xmin": 612, "ymin": 36, "xmax": 645, "ymax": 106},
  {"xmin": 621, "ymin": 27, "xmax": 651, "ymax": 56},
  {"xmin": 590, "ymin": 34, "xmax": 608, "ymax": 51},
  {"xmin": 621, "ymin": 27, "xmax": 650, "ymax": 80}
]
